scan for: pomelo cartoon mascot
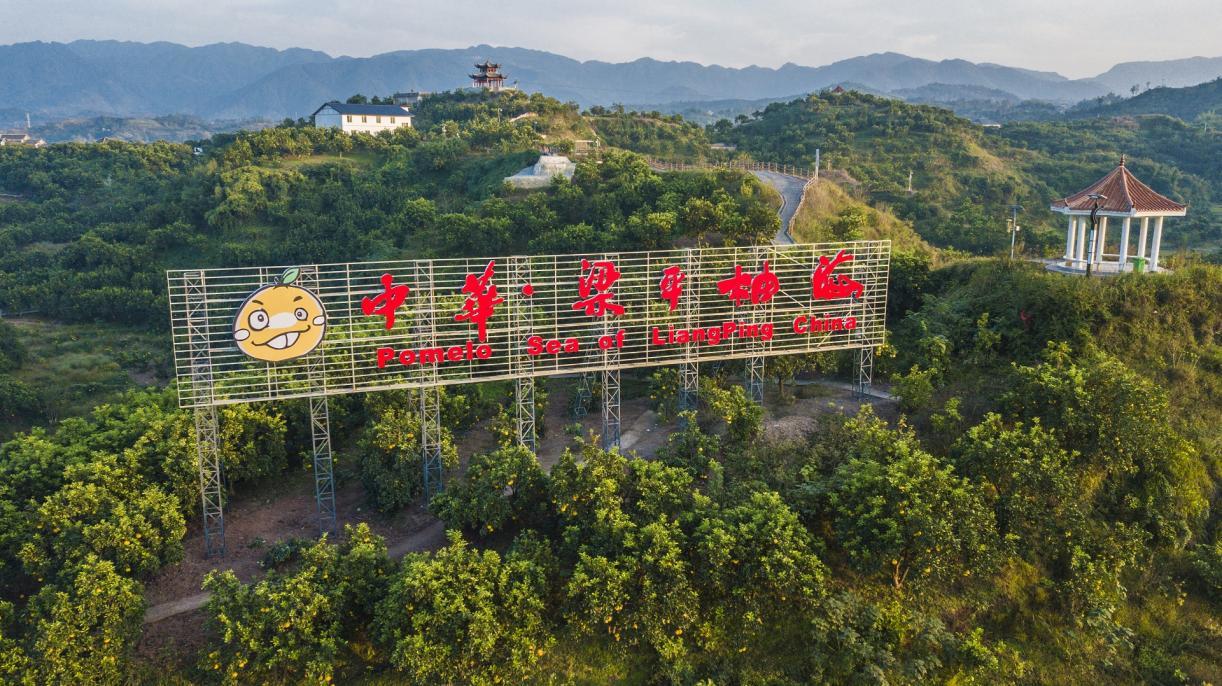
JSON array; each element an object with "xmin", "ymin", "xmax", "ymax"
[{"xmin": 233, "ymin": 267, "xmax": 327, "ymax": 363}]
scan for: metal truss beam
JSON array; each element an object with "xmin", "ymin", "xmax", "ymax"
[
  {"xmin": 310, "ymin": 396, "xmax": 337, "ymax": 536},
  {"xmin": 856, "ymin": 346, "xmax": 874, "ymax": 399},
  {"xmin": 185, "ymin": 270, "xmax": 225, "ymax": 558},
  {"xmin": 516, "ymin": 377, "xmax": 537, "ymax": 453},
  {"xmin": 299, "ymin": 266, "xmax": 337, "ymax": 537},
  {"xmin": 194, "ymin": 406, "xmax": 225, "ymax": 558},
  {"xmin": 679, "ymin": 247, "xmax": 699, "ymax": 414},
  {"xmin": 418, "ymin": 261, "xmax": 444, "ymax": 500},
  {"xmin": 572, "ymin": 372, "xmax": 593, "ymax": 419},
  {"xmin": 509, "ymin": 256, "xmax": 537, "ymax": 453},
  {"xmin": 679, "ymin": 361, "xmax": 699, "ymax": 412},
  {"xmin": 602, "ymin": 368, "xmax": 621, "ymax": 450},
  {"xmin": 746, "ymin": 355, "xmax": 765, "ymax": 404}
]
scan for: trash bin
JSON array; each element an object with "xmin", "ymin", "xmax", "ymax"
[{"xmin": 1132, "ymin": 257, "xmax": 1147, "ymax": 273}]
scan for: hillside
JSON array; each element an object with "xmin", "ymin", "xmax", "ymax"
[
  {"xmin": 0, "ymin": 86, "xmax": 1218, "ymax": 685},
  {"xmin": 4, "ymin": 40, "xmax": 1222, "ymax": 125},
  {"xmin": 713, "ymin": 91, "xmax": 1221, "ymax": 256},
  {"xmin": 1068, "ymin": 77, "xmax": 1222, "ymax": 120}
]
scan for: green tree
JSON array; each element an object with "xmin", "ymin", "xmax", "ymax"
[
  {"xmin": 373, "ymin": 532, "xmax": 552, "ymax": 685},
  {"xmin": 24, "ymin": 556, "xmax": 144, "ymax": 686},
  {"xmin": 431, "ymin": 445, "xmax": 550, "ymax": 535}
]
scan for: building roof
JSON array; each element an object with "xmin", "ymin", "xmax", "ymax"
[
  {"xmin": 311, "ymin": 101, "xmax": 412, "ymax": 117},
  {"xmin": 1051, "ymin": 157, "xmax": 1187, "ymax": 216}
]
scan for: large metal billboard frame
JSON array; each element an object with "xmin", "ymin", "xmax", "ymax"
[
  {"xmin": 169, "ymin": 240, "xmax": 890, "ymax": 408},
  {"xmin": 168, "ymin": 240, "xmax": 890, "ymax": 557}
]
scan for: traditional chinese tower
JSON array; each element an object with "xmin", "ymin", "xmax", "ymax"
[
  {"xmin": 470, "ymin": 61, "xmax": 507, "ymax": 91},
  {"xmin": 1050, "ymin": 156, "xmax": 1186, "ymax": 274}
]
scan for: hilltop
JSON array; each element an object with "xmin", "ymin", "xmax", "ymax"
[{"xmin": 3, "ymin": 40, "xmax": 1222, "ymax": 126}]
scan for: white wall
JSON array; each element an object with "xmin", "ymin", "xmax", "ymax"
[{"xmin": 313, "ymin": 107, "xmax": 412, "ymax": 135}]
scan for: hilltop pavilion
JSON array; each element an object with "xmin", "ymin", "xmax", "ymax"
[{"xmin": 1049, "ymin": 156, "xmax": 1186, "ymax": 274}]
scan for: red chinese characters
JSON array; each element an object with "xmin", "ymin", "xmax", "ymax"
[
  {"xmin": 810, "ymin": 250, "xmax": 864, "ymax": 301},
  {"xmin": 717, "ymin": 260, "xmax": 779, "ymax": 305},
  {"xmin": 361, "ymin": 273, "xmax": 411, "ymax": 330},
  {"xmin": 572, "ymin": 259, "xmax": 625, "ymax": 317},
  {"xmin": 454, "ymin": 260, "xmax": 504, "ymax": 342},
  {"xmin": 658, "ymin": 265, "xmax": 687, "ymax": 311}
]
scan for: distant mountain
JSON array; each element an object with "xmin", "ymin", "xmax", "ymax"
[
  {"xmin": 1, "ymin": 40, "xmax": 1219, "ymax": 125},
  {"xmin": 1067, "ymin": 78, "xmax": 1222, "ymax": 121},
  {"xmin": 1092, "ymin": 57, "xmax": 1222, "ymax": 93}
]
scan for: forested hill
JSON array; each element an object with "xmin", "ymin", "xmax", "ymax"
[
  {"xmin": 1068, "ymin": 77, "xmax": 1222, "ymax": 121},
  {"xmin": 0, "ymin": 89, "xmax": 1218, "ymax": 686},
  {"xmin": 712, "ymin": 90, "xmax": 1221, "ymax": 255}
]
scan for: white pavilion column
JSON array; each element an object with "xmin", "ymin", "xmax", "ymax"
[
  {"xmin": 1138, "ymin": 217, "xmax": 1149, "ymax": 259},
  {"xmin": 1064, "ymin": 216, "xmax": 1077, "ymax": 262},
  {"xmin": 1118, "ymin": 217, "xmax": 1132, "ymax": 271},
  {"xmin": 1095, "ymin": 217, "xmax": 1109, "ymax": 263},
  {"xmin": 1076, "ymin": 218, "xmax": 1088, "ymax": 263},
  {"xmin": 1150, "ymin": 216, "xmax": 1164, "ymax": 272}
]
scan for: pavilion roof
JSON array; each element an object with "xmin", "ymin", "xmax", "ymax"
[{"xmin": 1051, "ymin": 157, "xmax": 1186, "ymax": 215}]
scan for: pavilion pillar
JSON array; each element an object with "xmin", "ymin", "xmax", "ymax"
[
  {"xmin": 1075, "ymin": 219, "xmax": 1087, "ymax": 263},
  {"xmin": 1138, "ymin": 217, "xmax": 1150, "ymax": 259},
  {"xmin": 1119, "ymin": 217, "xmax": 1132, "ymax": 271},
  {"xmin": 1150, "ymin": 216, "xmax": 1164, "ymax": 272},
  {"xmin": 1095, "ymin": 217, "xmax": 1108, "ymax": 263},
  {"xmin": 1064, "ymin": 216, "xmax": 1077, "ymax": 263}
]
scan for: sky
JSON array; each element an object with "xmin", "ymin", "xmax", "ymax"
[{"xmin": 1, "ymin": 0, "xmax": 1219, "ymax": 78}]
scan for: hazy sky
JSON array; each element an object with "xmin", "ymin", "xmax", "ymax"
[{"xmin": 3, "ymin": 0, "xmax": 1220, "ymax": 77}]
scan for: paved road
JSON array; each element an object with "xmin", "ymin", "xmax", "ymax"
[{"xmin": 748, "ymin": 170, "xmax": 808, "ymax": 245}]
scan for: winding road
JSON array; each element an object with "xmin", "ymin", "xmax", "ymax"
[{"xmin": 747, "ymin": 169, "xmax": 808, "ymax": 245}]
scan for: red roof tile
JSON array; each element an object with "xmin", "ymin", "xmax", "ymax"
[{"xmin": 1051, "ymin": 159, "xmax": 1186, "ymax": 214}]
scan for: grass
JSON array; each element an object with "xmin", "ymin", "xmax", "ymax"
[
  {"xmin": 2, "ymin": 318, "xmax": 170, "ymax": 437},
  {"xmin": 790, "ymin": 180, "xmax": 936, "ymax": 256},
  {"xmin": 278, "ymin": 151, "xmax": 379, "ymax": 170}
]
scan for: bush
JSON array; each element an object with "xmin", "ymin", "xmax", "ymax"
[
  {"xmin": 431, "ymin": 445, "xmax": 550, "ymax": 535},
  {"xmin": 374, "ymin": 532, "xmax": 552, "ymax": 685}
]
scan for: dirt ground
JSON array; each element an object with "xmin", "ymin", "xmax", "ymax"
[{"xmin": 137, "ymin": 378, "xmax": 896, "ymax": 664}]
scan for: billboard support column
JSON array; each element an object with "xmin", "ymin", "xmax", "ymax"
[
  {"xmin": 602, "ymin": 368, "xmax": 621, "ymax": 450},
  {"xmin": 510, "ymin": 256, "xmax": 537, "ymax": 452},
  {"xmin": 310, "ymin": 396, "xmax": 337, "ymax": 536},
  {"xmin": 855, "ymin": 346, "xmax": 874, "ymax": 398},
  {"xmin": 184, "ymin": 269, "xmax": 225, "ymax": 558},
  {"xmin": 299, "ymin": 266, "xmax": 336, "ymax": 537},
  {"xmin": 418, "ymin": 261, "xmax": 444, "ymax": 500},
  {"xmin": 194, "ymin": 406, "xmax": 226, "ymax": 558},
  {"xmin": 744, "ymin": 245, "xmax": 766, "ymax": 405},
  {"xmin": 679, "ymin": 248, "xmax": 699, "ymax": 414},
  {"xmin": 516, "ymin": 378, "xmax": 537, "ymax": 452}
]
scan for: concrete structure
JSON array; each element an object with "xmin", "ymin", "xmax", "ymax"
[
  {"xmin": 392, "ymin": 91, "xmax": 429, "ymax": 107},
  {"xmin": 1049, "ymin": 156, "xmax": 1186, "ymax": 274},
  {"xmin": 311, "ymin": 102, "xmax": 412, "ymax": 135},
  {"xmin": 0, "ymin": 133, "xmax": 46, "ymax": 147},
  {"xmin": 504, "ymin": 154, "xmax": 576, "ymax": 189}
]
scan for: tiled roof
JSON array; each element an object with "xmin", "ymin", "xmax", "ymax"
[
  {"xmin": 1051, "ymin": 158, "xmax": 1186, "ymax": 214},
  {"xmin": 312, "ymin": 102, "xmax": 411, "ymax": 117}
]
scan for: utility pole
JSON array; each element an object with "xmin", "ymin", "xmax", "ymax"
[
  {"xmin": 1007, "ymin": 203, "xmax": 1023, "ymax": 260},
  {"xmin": 907, "ymin": 169, "xmax": 914, "ymax": 193},
  {"xmin": 814, "ymin": 148, "xmax": 820, "ymax": 180}
]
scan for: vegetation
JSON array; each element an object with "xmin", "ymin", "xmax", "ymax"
[
  {"xmin": 0, "ymin": 88, "xmax": 1216, "ymax": 684},
  {"xmin": 713, "ymin": 90, "xmax": 1221, "ymax": 257}
]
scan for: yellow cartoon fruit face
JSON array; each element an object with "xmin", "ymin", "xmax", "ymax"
[{"xmin": 233, "ymin": 269, "xmax": 327, "ymax": 363}]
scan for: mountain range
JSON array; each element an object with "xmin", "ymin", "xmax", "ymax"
[{"xmin": 2, "ymin": 40, "xmax": 1221, "ymax": 125}]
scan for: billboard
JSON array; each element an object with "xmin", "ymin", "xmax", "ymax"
[{"xmin": 168, "ymin": 240, "xmax": 889, "ymax": 408}]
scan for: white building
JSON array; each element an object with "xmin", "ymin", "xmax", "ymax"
[
  {"xmin": 311, "ymin": 101, "xmax": 412, "ymax": 135},
  {"xmin": 0, "ymin": 133, "xmax": 46, "ymax": 148},
  {"xmin": 504, "ymin": 155, "xmax": 576, "ymax": 189}
]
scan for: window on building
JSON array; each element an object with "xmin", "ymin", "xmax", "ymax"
[
  {"xmin": 389, "ymin": 117, "xmax": 395, "ymax": 123},
  {"xmin": 361, "ymin": 115, "xmax": 367, "ymax": 123},
  {"xmin": 346, "ymin": 115, "xmax": 352, "ymax": 122},
  {"xmin": 376, "ymin": 116, "xmax": 382, "ymax": 123}
]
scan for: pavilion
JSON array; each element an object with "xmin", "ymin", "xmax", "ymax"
[{"xmin": 1049, "ymin": 156, "xmax": 1186, "ymax": 274}]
